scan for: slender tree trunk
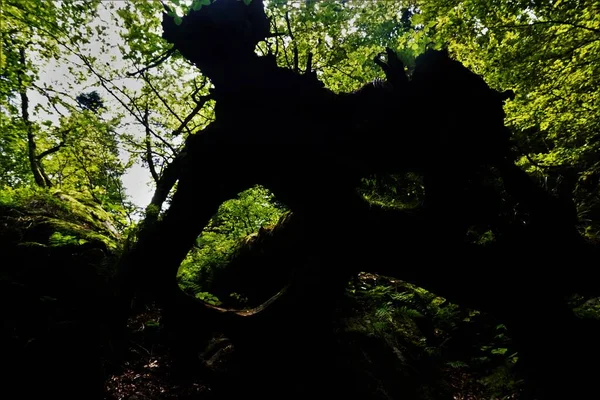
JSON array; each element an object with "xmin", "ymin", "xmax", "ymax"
[
  {"xmin": 18, "ymin": 47, "xmax": 50, "ymax": 188},
  {"xmin": 143, "ymin": 105, "xmax": 160, "ymax": 184},
  {"xmin": 148, "ymin": 155, "xmax": 180, "ymax": 209}
]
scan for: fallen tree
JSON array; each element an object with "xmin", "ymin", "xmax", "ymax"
[{"xmin": 114, "ymin": 1, "xmax": 600, "ymax": 399}]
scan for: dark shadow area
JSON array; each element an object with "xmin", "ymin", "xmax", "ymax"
[{"xmin": 3, "ymin": 1, "xmax": 600, "ymax": 400}]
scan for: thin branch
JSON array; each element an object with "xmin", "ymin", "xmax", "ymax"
[
  {"xmin": 524, "ymin": 151, "xmax": 545, "ymax": 171},
  {"xmin": 281, "ymin": 37, "xmax": 293, "ymax": 69},
  {"xmin": 272, "ymin": 11, "xmax": 293, "ymax": 70},
  {"xmin": 141, "ymin": 72, "xmax": 186, "ymax": 127},
  {"xmin": 32, "ymin": 94, "xmax": 68, "ymax": 118},
  {"xmin": 39, "ymin": 167, "xmax": 53, "ymax": 188},
  {"xmin": 285, "ymin": 12, "xmax": 299, "ymax": 72},
  {"xmin": 36, "ymin": 143, "xmax": 65, "ymax": 160},
  {"xmin": 159, "ymin": 0, "xmax": 173, "ymax": 14},
  {"xmin": 190, "ymin": 76, "xmax": 208, "ymax": 102},
  {"xmin": 171, "ymin": 95, "xmax": 212, "ymax": 136},
  {"xmin": 305, "ymin": 52, "xmax": 313, "ymax": 74},
  {"xmin": 144, "ymin": 104, "xmax": 160, "ymax": 184},
  {"xmin": 126, "ymin": 48, "xmax": 176, "ymax": 77},
  {"xmin": 18, "ymin": 46, "xmax": 49, "ymax": 188},
  {"xmin": 31, "ymin": 83, "xmax": 78, "ymax": 114},
  {"xmin": 31, "ymin": 22, "xmax": 179, "ymax": 158},
  {"xmin": 68, "ymin": 141, "xmax": 100, "ymax": 199},
  {"xmin": 272, "ymin": 16, "xmax": 280, "ymax": 57},
  {"xmin": 257, "ymin": 43, "xmax": 268, "ymax": 56},
  {"xmin": 76, "ymin": 53, "xmax": 178, "ymax": 155},
  {"xmin": 327, "ymin": 64, "xmax": 363, "ymax": 83}
]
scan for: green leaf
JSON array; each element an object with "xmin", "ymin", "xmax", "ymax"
[
  {"xmin": 192, "ymin": 1, "xmax": 202, "ymax": 11},
  {"xmin": 174, "ymin": 15, "xmax": 182, "ymax": 25},
  {"xmin": 242, "ymin": 0, "xmax": 252, "ymax": 5},
  {"xmin": 491, "ymin": 347, "xmax": 508, "ymax": 356},
  {"xmin": 200, "ymin": 0, "xmax": 211, "ymax": 5}
]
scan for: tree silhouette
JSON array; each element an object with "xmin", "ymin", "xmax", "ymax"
[{"xmin": 113, "ymin": 1, "xmax": 600, "ymax": 399}]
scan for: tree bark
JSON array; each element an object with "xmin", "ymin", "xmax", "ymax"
[
  {"xmin": 143, "ymin": 105, "xmax": 160, "ymax": 184},
  {"xmin": 18, "ymin": 47, "xmax": 50, "ymax": 188},
  {"xmin": 109, "ymin": 4, "xmax": 600, "ymax": 398}
]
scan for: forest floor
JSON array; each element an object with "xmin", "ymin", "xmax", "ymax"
[
  {"xmin": 104, "ymin": 309, "xmax": 209, "ymax": 400},
  {"xmin": 103, "ymin": 317, "xmax": 496, "ymax": 400}
]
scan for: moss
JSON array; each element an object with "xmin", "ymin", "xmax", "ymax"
[
  {"xmin": 0, "ymin": 188, "xmax": 120, "ymax": 251},
  {"xmin": 42, "ymin": 218, "xmax": 117, "ymax": 250}
]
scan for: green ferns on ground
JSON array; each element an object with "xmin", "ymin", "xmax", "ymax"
[{"xmin": 344, "ymin": 274, "xmax": 521, "ymax": 399}]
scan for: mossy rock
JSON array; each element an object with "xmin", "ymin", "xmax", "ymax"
[
  {"xmin": 0, "ymin": 187, "xmax": 120, "ymax": 250},
  {"xmin": 0, "ymin": 188, "xmax": 121, "ymax": 397},
  {"xmin": 0, "ymin": 186, "xmax": 121, "ymax": 310}
]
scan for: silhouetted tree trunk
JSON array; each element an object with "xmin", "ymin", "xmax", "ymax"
[{"xmin": 113, "ymin": 1, "xmax": 600, "ymax": 398}]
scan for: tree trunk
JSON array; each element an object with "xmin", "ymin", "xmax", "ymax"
[
  {"xmin": 18, "ymin": 47, "xmax": 50, "ymax": 188},
  {"xmin": 112, "ymin": 124, "xmax": 255, "ymax": 353},
  {"xmin": 194, "ymin": 196, "xmax": 600, "ymax": 400},
  {"xmin": 143, "ymin": 105, "xmax": 160, "ymax": 185},
  {"xmin": 109, "ymin": 3, "xmax": 600, "ymax": 398}
]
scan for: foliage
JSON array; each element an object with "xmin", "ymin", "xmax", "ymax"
[
  {"xmin": 0, "ymin": 112, "xmax": 31, "ymax": 187},
  {"xmin": 414, "ymin": 0, "xmax": 600, "ymax": 237},
  {"xmin": 45, "ymin": 108, "xmax": 128, "ymax": 205},
  {"xmin": 179, "ymin": 280, "xmax": 223, "ymax": 305},
  {"xmin": 1, "ymin": 1, "xmax": 598, "ymax": 397},
  {"xmin": 178, "ymin": 185, "xmax": 287, "ymax": 293},
  {"xmin": 0, "ymin": 186, "xmax": 121, "ymax": 250},
  {"xmin": 76, "ymin": 91, "xmax": 105, "ymax": 113},
  {"xmin": 2, "ymin": 0, "xmax": 211, "ymax": 220},
  {"xmin": 261, "ymin": 1, "xmax": 417, "ymax": 92},
  {"xmin": 115, "ymin": 0, "xmax": 214, "ymax": 187},
  {"xmin": 359, "ymin": 173, "xmax": 425, "ymax": 209},
  {"xmin": 346, "ymin": 274, "xmax": 521, "ymax": 398},
  {"xmin": 570, "ymin": 294, "xmax": 600, "ymax": 320},
  {"xmin": 48, "ymin": 231, "xmax": 85, "ymax": 247},
  {"xmin": 0, "ymin": 0, "xmax": 134, "ymax": 220}
]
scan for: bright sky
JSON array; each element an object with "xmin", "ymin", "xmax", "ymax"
[
  {"xmin": 31, "ymin": 2, "xmax": 156, "ymax": 209},
  {"xmin": 30, "ymin": 1, "xmax": 308, "ymax": 210}
]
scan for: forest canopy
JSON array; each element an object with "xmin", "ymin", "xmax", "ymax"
[{"xmin": 1, "ymin": 1, "xmax": 599, "ymax": 399}]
